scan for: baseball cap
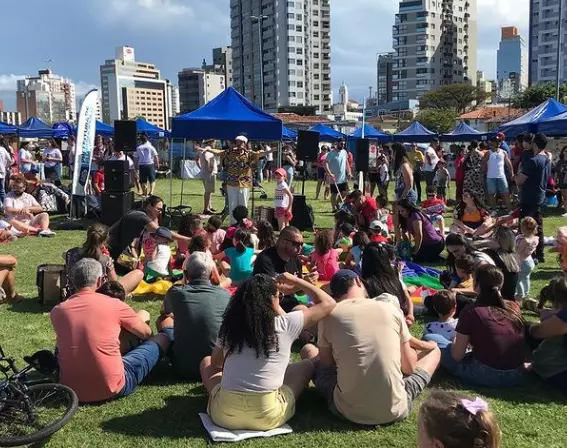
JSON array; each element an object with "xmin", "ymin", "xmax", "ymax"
[
  {"xmin": 330, "ymin": 270, "xmax": 359, "ymax": 298},
  {"xmin": 369, "ymin": 220, "xmax": 387, "ymax": 232},
  {"xmin": 235, "ymin": 135, "xmax": 249, "ymax": 143},
  {"xmin": 274, "ymin": 168, "xmax": 287, "ymax": 178},
  {"xmin": 497, "ymin": 132, "xmax": 506, "ymax": 141},
  {"xmin": 152, "ymin": 226, "xmax": 174, "ymax": 242}
]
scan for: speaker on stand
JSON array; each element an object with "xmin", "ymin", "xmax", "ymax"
[
  {"xmin": 102, "ymin": 157, "xmax": 133, "ymax": 227},
  {"xmin": 290, "ymin": 130, "xmax": 319, "ymax": 231},
  {"xmin": 355, "ymin": 138, "xmax": 370, "ymax": 193},
  {"xmin": 114, "ymin": 120, "xmax": 138, "ymax": 152}
]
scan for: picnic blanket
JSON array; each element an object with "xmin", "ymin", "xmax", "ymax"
[
  {"xmin": 402, "ymin": 262, "xmax": 443, "ymax": 290},
  {"xmin": 199, "ymin": 413, "xmax": 292, "ymax": 443}
]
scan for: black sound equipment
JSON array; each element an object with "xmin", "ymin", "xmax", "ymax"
[
  {"xmin": 355, "ymin": 138, "xmax": 370, "ymax": 172},
  {"xmin": 296, "ymin": 130, "xmax": 320, "ymax": 162},
  {"xmin": 114, "ymin": 120, "xmax": 137, "ymax": 152},
  {"xmin": 101, "ymin": 191, "xmax": 134, "ymax": 226},
  {"xmin": 104, "ymin": 160, "xmax": 130, "ymax": 193},
  {"xmin": 290, "ymin": 195, "xmax": 315, "ymax": 231}
]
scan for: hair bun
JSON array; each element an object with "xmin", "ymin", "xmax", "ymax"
[{"xmin": 492, "ymin": 286, "xmax": 500, "ymax": 292}]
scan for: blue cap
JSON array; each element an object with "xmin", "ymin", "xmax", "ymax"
[{"xmin": 329, "ymin": 269, "xmax": 359, "ymax": 298}]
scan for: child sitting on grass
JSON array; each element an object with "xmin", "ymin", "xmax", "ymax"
[
  {"xmin": 221, "ymin": 206, "xmax": 259, "ymax": 251},
  {"xmin": 450, "ymin": 254, "xmax": 475, "ymax": 293},
  {"xmin": 309, "ymin": 229, "xmax": 342, "ymax": 282},
  {"xmin": 144, "ymin": 227, "xmax": 180, "ymax": 283},
  {"xmin": 376, "ymin": 194, "xmax": 394, "ymax": 233},
  {"xmin": 214, "ymin": 228, "xmax": 254, "ymax": 286},
  {"xmin": 422, "ymin": 186, "xmax": 446, "ymax": 237},
  {"xmin": 344, "ymin": 230, "xmax": 370, "ymax": 271},
  {"xmin": 422, "ymin": 290, "xmax": 458, "ymax": 349},
  {"xmin": 188, "ymin": 231, "xmax": 231, "ymax": 289},
  {"xmin": 369, "ymin": 220, "xmax": 389, "ymax": 243},
  {"xmin": 176, "ymin": 214, "xmax": 203, "ymax": 267},
  {"xmin": 257, "ymin": 220, "xmax": 277, "ymax": 251},
  {"xmin": 418, "ymin": 390, "xmax": 501, "ymax": 448},
  {"xmin": 205, "ymin": 215, "xmax": 225, "ymax": 255}
]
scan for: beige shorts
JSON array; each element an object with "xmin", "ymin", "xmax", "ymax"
[{"xmin": 202, "ymin": 176, "xmax": 216, "ymax": 194}]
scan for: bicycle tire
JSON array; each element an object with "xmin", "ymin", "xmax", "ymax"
[{"xmin": 0, "ymin": 383, "xmax": 78, "ymax": 447}]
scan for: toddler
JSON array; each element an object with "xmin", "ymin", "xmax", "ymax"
[
  {"xmin": 376, "ymin": 195, "xmax": 394, "ymax": 233},
  {"xmin": 214, "ymin": 228, "xmax": 254, "ymax": 286},
  {"xmin": 145, "ymin": 227, "xmax": 174, "ymax": 282},
  {"xmin": 433, "ymin": 159, "xmax": 450, "ymax": 200},
  {"xmin": 515, "ymin": 217, "xmax": 539, "ymax": 306},
  {"xmin": 274, "ymin": 168, "xmax": 293, "ymax": 230},
  {"xmin": 422, "ymin": 186, "xmax": 446, "ymax": 237},
  {"xmin": 188, "ymin": 231, "xmax": 231, "ymax": 289},
  {"xmin": 450, "ymin": 254, "xmax": 475, "ymax": 293},
  {"xmin": 221, "ymin": 206, "xmax": 259, "ymax": 251},
  {"xmin": 418, "ymin": 390, "xmax": 501, "ymax": 448},
  {"xmin": 422, "ymin": 290, "xmax": 458, "ymax": 349},
  {"xmin": 176, "ymin": 214, "xmax": 203, "ymax": 266},
  {"xmin": 310, "ymin": 229, "xmax": 341, "ymax": 282},
  {"xmin": 344, "ymin": 230, "xmax": 370, "ymax": 271},
  {"xmin": 205, "ymin": 215, "xmax": 226, "ymax": 255}
]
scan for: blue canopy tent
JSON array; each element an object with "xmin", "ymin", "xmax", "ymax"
[
  {"xmin": 0, "ymin": 121, "xmax": 18, "ymax": 134},
  {"xmin": 17, "ymin": 117, "xmax": 54, "ymax": 138},
  {"xmin": 95, "ymin": 121, "xmax": 114, "ymax": 138},
  {"xmin": 308, "ymin": 124, "xmax": 346, "ymax": 142},
  {"xmin": 282, "ymin": 126, "xmax": 297, "ymax": 141},
  {"xmin": 52, "ymin": 122, "xmax": 75, "ymax": 139},
  {"xmin": 348, "ymin": 124, "xmax": 391, "ymax": 142},
  {"xmin": 537, "ymin": 110, "xmax": 567, "ymax": 136},
  {"xmin": 441, "ymin": 121, "xmax": 485, "ymax": 142},
  {"xmin": 136, "ymin": 118, "xmax": 170, "ymax": 138},
  {"xmin": 498, "ymin": 98, "xmax": 567, "ymax": 137},
  {"xmin": 393, "ymin": 120, "xmax": 437, "ymax": 143},
  {"xmin": 172, "ymin": 87, "xmax": 283, "ymax": 141}
]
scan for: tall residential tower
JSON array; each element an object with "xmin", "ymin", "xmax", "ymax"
[
  {"xmin": 392, "ymin": 0, "xmax": 478, "ymax": 101},
  {"xmin": 230, "ymin": 0, "xmax": 332, "ymax": 113}
]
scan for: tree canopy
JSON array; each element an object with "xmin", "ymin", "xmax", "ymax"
[
  {"xmin": 512, "ymin": 83, "xmax": 567, "ymax": 109},
  {"xmin": 419, "ymin": 84, "xmax": 491, "ymax": 113},
  {"xmin": 415, "ymin": 109, "xmax": 458, "ymax": 134}
]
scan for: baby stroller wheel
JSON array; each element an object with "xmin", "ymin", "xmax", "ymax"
[{"xmin": 260, "ymin": 193, "xmax": 268, "ymax": 200}]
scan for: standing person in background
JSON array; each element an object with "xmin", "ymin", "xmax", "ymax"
[
  {"xmin": 325, "ymin": 141, "xmax": 351, "ymax": 212},
  {"xmin": 274, "ymin": 168, "xmax": 293, "ymax": 230},
  {"xmin": 67, "ymin": 136, "xmax": 76, "ymax": 177},
  {"xmin": 423, "ymin": 139, "xmax": 440, "ymax": 188},
  {"xmin": 497, "ymin": 132, "xmax": 511, "ymax": 157},
  {"xmin": 462, "ymin": 141, "xmax": 485, "ymax": 200},
  {"xmin": 454, "ymin": 145, "xmax": 466, "ymax": 202},
  {"xmin": 196, "ymin": 139, "xmax": 218, "ymax": 215},
  {"xmin": 91, "ymin": 135, "xmax": 106, "ymax": 175},
  {"xmin": 263, "ymin": 143, "xmax": 274, "ymax": 182},
  {"xmin": 377, "ymin": 155, "xmax": 390, "ymax": 202},
  {"xmin": 0, "ymin": 137, "xmax": 13, "ymax": 203},
  {"xmin": 282, "ymin": 145, "xmax": 297, "ymax": 191},
  {"xmin": 483, "ymin": 136, "xmax": 514, "ymax": 214},
  {"xmin": 315, "ymin": 146, "xmax": 330, "ymax": 200},
  {"xmin": 554, "ymin": 146, "xmax": 567, "ymax": 216},
  {"xmin": 42, "ymin": 140, "xmax": 63, "ymax": 184},
  {"xmin": 18, "ymin": 141, "xmax": 36, "ymax": 175},
  {"xmin": 109, "ymin": 146, "xmax": 136, "ymax": 191},
  {"xmin": 433, "ymin": 159, "xmax": 450, "ymax": 202},
  {"xmin": 406, "ymin": 143, "xmax": 425, "ymax": 203},
  {"xmin": 135, "ymin": 133, "xmax": 159, "ymax": 197}
]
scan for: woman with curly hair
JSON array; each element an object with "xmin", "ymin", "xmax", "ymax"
[{"xmin": 200, "ymin": 273, "xmax": 336, "ymax": 431}]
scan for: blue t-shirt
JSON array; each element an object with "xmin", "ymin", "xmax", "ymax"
[
  {"xmin": 351, "ymin": 246, "xmax": 362, "ymax": 268},
  {"xmin": 325, "ymin": 149, "xmax": 348, "ymax": 184},
  {"xmin": 225, "ymin": 247, "xmax": 254, "ymax": 282},
  {"xmin": 520, "ymin": 154, "xmax": 551, "ymax": 207},
  {"xmin": 500, "ymin": 141, "xmax": 511, "ymax": 158}
]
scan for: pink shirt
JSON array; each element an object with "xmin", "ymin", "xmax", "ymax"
[
  {"xmin": 208, "ymin": 228, "xmax": 226, "ymax": 255},
  {"xmin": 310, "ymin": 249, "xmax": 340, "ymax": 282},
  {"xmin": 516, "ymin": 235, "xmax": 539, "ymax": 261},
  {"xmin": 50, "ymin": 292, "xmax": 143, "ymax": 403}
]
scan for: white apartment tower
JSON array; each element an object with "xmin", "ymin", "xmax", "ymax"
[
  {"xmin": 392, "ymin": 0, "xmax": 478, "ymax": 101},
  {"xmin": 178, "ymin": 68, "xmax": 226, "ymax": 113},
  {"xmin": 16, "ymin": 69, "xmax": 77, "ymax": 124},
  {"xmin": 230, "ymin": 0, "xmax": 332, "ymax": 113},
  {"xmin": 100, "ymin": 46, "xmax": 170, "ymax": 129}
]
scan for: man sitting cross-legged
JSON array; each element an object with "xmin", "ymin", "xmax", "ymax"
[
  {"xmin": 50, "ymin": 258, "xmax": 170, "ymax": 404},
  {"xmin": 301, "ymin": 270, "xmax": 440, "ymax": 426},
  {"xmin": 159, "ymin": 252, "xmax": 231, "ymax": 381}
]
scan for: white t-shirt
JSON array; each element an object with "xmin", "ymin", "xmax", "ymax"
[
  {"xmin": 199, "ymin": 149, "xmax": 218, "ymax": 177},
  {"xmin": 265, "ymin": 146, "xmax": 274, "ymax": 162},
  {"xmin": 423, "ymin": 318, "xmax": 458, "ymax": 341},
  {"xmin": 0, "ymin": 146, "xmax": 12, "ymax": 178},
  {"xmin": 220, "ymin": 311, "xmax": 304, "ymax": 392},
  {"xmin": 145, "ymin": 244, "xmax": 172, "ymax": 276},
  {"xmin": 274, "ymin": 181, "xmax": 290, "ymax": 208},
  {"xmin": 109, "ymin": 153, "xmax": 135, "ymax": 170},
  {"xmin": 136, "ymin": 142, "xmax": 158, "ymax": 166},
  {"xmin": 3, "ymin": 192, "xmax": 41, "ymax": 222},
  {"xmin": 18, "ymin": 148, "xmax": 33, "ymax": 173},
  {"xmin": 487, "ymin": 149, "xmax": 506, "ymax": 179},
  {"xmin": 423, "ymin": 147, "xmax": 439, "ymax": 172},
  {"xmin": 43, "ymin": 147, "xmax": 62, "ymax": 168}
]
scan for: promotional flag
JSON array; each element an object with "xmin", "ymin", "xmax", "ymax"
[{"xmin": 72, "ymin": 89, "xmax": 98, "ymax": 197}]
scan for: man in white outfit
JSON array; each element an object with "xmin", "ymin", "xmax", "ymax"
[{"xmin": 482, "ymin": 136, "xmax": 514, "ymax": 213}]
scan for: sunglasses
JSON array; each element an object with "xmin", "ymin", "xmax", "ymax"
[{"xmin": 285, "ymin": 239, "xmax": 304, "ymax": 248}]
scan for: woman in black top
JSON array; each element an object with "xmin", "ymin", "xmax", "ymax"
[{"xmin": 481, "ymin": 227, "xmax": 520, "ymax": 301}]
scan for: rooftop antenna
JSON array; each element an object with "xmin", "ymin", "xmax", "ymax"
[{"xmin": 45, "ymin": 58, "xmax": 53, "ymax": 71}]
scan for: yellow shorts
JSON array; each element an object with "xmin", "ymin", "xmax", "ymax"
[{"xmin": 207, "ymin": 384, "xmax": 296, "ymax": 431}]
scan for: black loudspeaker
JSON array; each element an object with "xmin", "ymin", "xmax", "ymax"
[
  {"xmin": 114, "ymin": 120, "xmax": 138, "ymax": 152},
  {"xmin": 297, "ymin": 130, "xmax": 320, "ymax": 162},
  {"xmin": 101, "ymin": 191, "xmax": 134, "ymax": 226},
  {"xmin": 355, "ymin": 138, "xmax": 370, "ymax": 172},
  {"xmin": 104, "ymin": 160, "xmax": 130, "ymax": 193},
  {"xmin": 290, "ymin": 195, "xmax": 315, "ymax": 231}
]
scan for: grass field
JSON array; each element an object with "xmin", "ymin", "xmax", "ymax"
[{"xmin": 1, "ymin": 178, "xmax": 566, "ymax": 448}]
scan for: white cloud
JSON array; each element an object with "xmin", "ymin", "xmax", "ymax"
[
  {"xmin": 0, "ymin": 74, "xmax": 25, "ymax": 93},
  {"xmin": 101, "ymin": 0, "xmax": 194, "ymax": 22},
  {"xmin": 477, "ymin": 0, "xmax": 529, "ymax": 30},
  {"xmin": 75, "ymin": 81, "xmax": 100, "ymax": 99}
]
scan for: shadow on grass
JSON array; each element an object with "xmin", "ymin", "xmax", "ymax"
[
  {"xmin": 532, "ymin": 269, "xmax": 562, "ymax": 283},
  {"xmin": 8, "ymin": 298, "xmax": 49, "ymax": 314}
]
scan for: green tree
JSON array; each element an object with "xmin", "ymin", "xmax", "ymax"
[
  {"xmin": 419, "ymin": 84, "xmax": 490, "ymax": 113},
  {"xmin": 416, "ymin": 109, "xmax": 458, "ymax": 134},
  {"xmin": 512, "ymin": 83, "xmax": 567, "ymax": 109}
]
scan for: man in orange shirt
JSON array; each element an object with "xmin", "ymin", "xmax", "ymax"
[{"xmin": 51, "ymin": 258, "xmax": 170, "ymax": 403}]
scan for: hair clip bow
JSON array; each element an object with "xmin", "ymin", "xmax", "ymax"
[{"xmin": 461, "ymin": 397, "xmax": 488, "ymax": 415}]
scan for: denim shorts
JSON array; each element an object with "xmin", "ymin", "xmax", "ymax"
[
  {"xmin": 118, "ymin": 340, "xmax": 162, "ymax": 397},
  {"xmin": 486, "ymin": 177, "xmax": 509, "ymax": 195}
]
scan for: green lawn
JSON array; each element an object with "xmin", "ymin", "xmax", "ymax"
[{"xmin": 0, "ymin": 178, "xmax": 566, "ymax": 448}]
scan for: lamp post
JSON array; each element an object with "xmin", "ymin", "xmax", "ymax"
[
  {"xmin": 251, "ymin": 14, "xmax": 269, "ymax": 110},
  {"xmin": 556, "ymin": 0, "xmax": 564, "ymax": 101}
]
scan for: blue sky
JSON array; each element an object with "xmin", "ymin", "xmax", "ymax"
[{"xmin": 0, "ymin": 0, "xmax": 528, "ymax": 110}]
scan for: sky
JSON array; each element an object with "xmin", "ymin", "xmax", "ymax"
[{"xmin": 0, "ymin": 0, "xmax": 529, "ymax": 110}]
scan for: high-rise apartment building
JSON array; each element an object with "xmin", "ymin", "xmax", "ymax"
[
  {"xmin": 377, "ymin": 53, "xmax": 395, "ymax": 105},
  {"xmin": 167, "ymin": 83, "xmax": 180, "ymax": 116},
  {"xmin": 100, "ymin": 46, "xmax": 170, "ymax": 129},
  {"xmin": 497, "ymin": 27, "xmax": 528, "ymax": 99},
  {"xmin": 392, "ymin": 0, "xmax": 478, "ymax": 102},
  {"xmin": 230, "ymin": 0, "xmax": 332, "ymax": 113},
  {"xmin": 178, "ymin": 68, "xmax": 226, "ymax": 113},
  {"xmin": 528, "ymin": 0, "xmax": 566, "ymax": 86},
  {"xmin": 213, "ymin": 47, "xmax": 234, "ymax": 86},
  {"xmin": 16, "ymin": 69, "xmax": 76, "ymax": 124}
]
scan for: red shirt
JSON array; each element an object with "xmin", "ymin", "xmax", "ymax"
[
  {"xmin": 93, "ymin": 171, "xmax": 104, "ymax": 194},
  {"xmin": 359, "ymin": 197, "xmax": 378, "ymax": 227},
  {"xmin": 371, "ymin": 234, "xmax": 389, "ymax": 244},
  {"xmin": 512, "ymin": 144, "xmax": 523, "ymax": 173},
  {"xmin": 455, "ymin": 154, "xmax": 465, "ymax": 183},
  {"xmin": 347, "ymin": 151, "xmax": 354, "ymax": 172}
]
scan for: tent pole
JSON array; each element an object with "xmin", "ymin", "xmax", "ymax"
[
  {"xmin": 180, "ymin": 138, "xmax": 186, "ymax": 206},
  {"xmin": 168, "ymin": 138, "xmax": 173, "ymax": 209}
]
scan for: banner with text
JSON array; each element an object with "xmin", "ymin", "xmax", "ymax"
[{"xmin": 72, "ymin": 89, "xmax": 98, "ymax": 196}]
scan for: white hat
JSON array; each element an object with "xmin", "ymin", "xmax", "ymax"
[
  {"xmin": 369, "ymin": 220, "xmax": 387, "ymax": 232},
  {"xmin": 235, "ymin": 135, "xmax": 248, "ymax": 143}
]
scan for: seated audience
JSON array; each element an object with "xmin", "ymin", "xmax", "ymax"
[
  {"xmin": 214, "ymin": 228, "xmax": 254, "ymax": 286},
  {"xmin": 161, "ymin": 252, "xmax": 231, "ymax": 381},
  {"xmin": 51, "ymin": 259, "xmax": 170, "ymax": 403},
  {"xmin": 348, "ymin": 189, "xmax": 378, "ymax": 230},
  {"xmin": 481, "ymin": 227, "xmax": 520, "ymax": 302},
  {"xmin": 301, "ymin": 270, "xmax": 440, "ymax": 426},
  {"xmin": 344, "ymin": 230, "xmax": 369, "ymax": 272},
  {"xmin": 0, "ymin": 255, "xmax": 23, "ymax": 304},
  {"xmin": 418, "ymin": 390, "xmax": 502, "ymax": 448},
  {"xmin": 421, "ymin": 186, "xmax": 446, "ymax": 237},
  {"xmin": 368, "ymin": 220, "xmax": 389, "ymax": 243},
  {"xmin": 176, "ymin": 214, "xmax": 203, "ymax": 266},
  {"xmin": 220, "ymin": 206, "xmax": 259, "ymax": 251},
  {"xmin": 187, "ymin": 231, "xmax": 230, "ymax": 288},
  {"xmin": 65, "ymin": 223, "xmax": 143, "ymax": 297},
  {"xmin": 144, "ymin": 227, "xmax": 177, "ymax": 282},
  {"xmin": 450, "ymin": 254, "xmax": 475, "ymax": 293},
  {"xmin": 397, "ymin": 199, "xmax": 445, "ymax": 262},
  {"xmin": 24, "ymin": 173, "xmax": 70, "ymax": 213},
  {"xmin": 257, "ymin": 220, "xmax": 277, "ymax": 251},
  {"xmin": 3, "ymin": 175, "xmax": 55, "ymax": 237},
  {"xmin": 441, "ymin": 265, "xmax": 525, "ymax": 388},
  {"xmin": 376, "ymin": 195, "xmax": 394, "ymax": 233},
  {"xmin": 443, "ymin": 233, "xmax": 495, "ymax": 289},
  {"xmin": 515, "ymin": 217, "xmax": 539, "ymax": 308},
  {"xmin": 422, "ymin": 290, "xmax": 458, "ymax": 349},
  {"xmin": 205, "ymin": 216, "xmax": 226, "ymax": 255},
  {"xmin": 528, "ymin": 277, "xmax": 567, "ymax": 395},
  {"xmin": 200, "ymin": 273, "xmax": 336, "ymax": 431},
  {"xmin": 309, "ymin": 229, "xmax": 341, "ymax": 282},
  {"xmin": 450, "ymin": 192, "xmax": 494, "ymax": 238}
]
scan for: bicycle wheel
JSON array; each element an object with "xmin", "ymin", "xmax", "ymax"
[{"xmin": 0, "ymin": 383, "xmax": 78, "ymax": 447}]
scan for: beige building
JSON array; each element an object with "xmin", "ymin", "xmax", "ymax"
[
  {"xmin": 100, "ymin": 46, "xmax": 170, "ymax": 129},
  {"xmin": 476, "ymin": 70, "xmax": 494, "ymax": 104},
  {"xmin": 178, "ymin": 68, "xmax": 226, "ymax": 113}
]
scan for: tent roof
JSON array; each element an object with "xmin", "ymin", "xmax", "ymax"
[
  {"xmin": 95, "ymin": 121, "xmax": 114, "ymax": 137},
  {"xmin": 0, "ymin": 121, "xmax": 18, "ymax": 134},
  {"xmin": 136, "ymin": 118, "xmax": 170, "ymax": 138},
  {"xmin": 441, "ymin": 121, "xmax": 483, "ymax": 142},
  {"xmin": 308, "ymin": 124, "xmax": 346, "ymax": 142},
  {"xmin": 538, "ymin": 110, "xmax": 567, "ymax": 136},
  {"xmin": 282, "ymin": 126, "xmax": 297, "ymax": 141},
  {"xmin": 499, "ymin": 98, "xmax": 567, "ymax": 136},
  {"xmin": 349, "ymin": 124, "xmax": 390, "ymax": 141},
  {"xmin": 393, "ymin": 121, "xmax": 436, "ymax": 143},
  {"xmin": 18, "ymin": 117, "xmax": 54, "ymax": 138},
  {"xmin": 172, "ymin": 87, "xmax": 282, "ymax": 140}
]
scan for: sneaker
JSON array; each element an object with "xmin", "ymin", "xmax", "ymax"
[
  {"xmin": 38, "ymin": 229, "xmax": 56, "ymax": 237},
  {"xmin": 562, "ymin": 212, "xmax": 567, "ymax": 218}
]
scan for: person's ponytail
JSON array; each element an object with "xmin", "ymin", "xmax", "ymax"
[{"xmin": 233, "ymin": 228, "xmax": 250, "ymax": 254}]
